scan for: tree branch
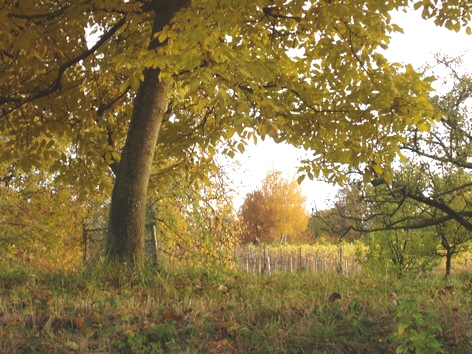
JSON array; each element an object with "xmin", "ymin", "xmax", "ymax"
[{"xmin": 1, "ymin": 17, "xmax": 127, "ymax": 115}]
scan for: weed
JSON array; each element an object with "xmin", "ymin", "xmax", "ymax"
[{"xmin": 393, "ymin": 292, "xmax": 444, "ymax": 354}]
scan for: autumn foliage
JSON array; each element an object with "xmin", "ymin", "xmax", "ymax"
[
  {"xmin": 240, "ymin": 170, "xmax": 308, "ymax": 244},
  {"xmin": 0, "ymin": 173, "xmax": 87, "ymax": 271},
  {"xmin": 150, "ymin": 165, "xmax": 241, "ymax": 268}
]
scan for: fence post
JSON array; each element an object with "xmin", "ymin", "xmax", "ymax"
[
  {"xmin": 150, "ymin": 223, "xmax": 158, "ymax": 265},
  {"xmin": 82, "ymin": 225, "xmax": 87, "ymax": 264},
  {"xmin": 299, "ymin": 247, "xmax": 302, "ymax": 270},
  {"xmin": 263, "ymin": 244, "xmax": 267, "ymax": 274}
]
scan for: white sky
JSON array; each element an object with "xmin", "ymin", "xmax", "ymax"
[{"xmin": 230, "ymin": 8, "xmax": 472, "ymax": 212}]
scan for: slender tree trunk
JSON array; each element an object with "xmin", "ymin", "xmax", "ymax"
[
  {"xmin": 439, "ymin": 228, "xmax": 452, "ymax": 278},
  {"xmin": 445, "ymin": 251, "xmax": 452, "ymax": 278},
  {"xmin": 106, "ymin": 1, "xmax": 189, "ymax": 265}
]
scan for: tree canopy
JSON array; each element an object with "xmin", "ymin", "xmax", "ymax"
[
  {"xmin": 318, "ymin": 57, "xmax": 472, "ymax": 275},
  {"xmin": 240, "ymin": 170, "xmax": 308, "ymax": 244},
  {"xmin": 1, "ymin": 0, "xmax": 471, "ymax": 263}
]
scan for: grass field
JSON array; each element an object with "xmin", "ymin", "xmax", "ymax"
[{"xmin": 1, "ymin": 263, "xmax": 471, "ymax": 353}]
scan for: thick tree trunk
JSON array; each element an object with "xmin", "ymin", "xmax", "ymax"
[
  {"xmin": 106, "ymin": 1, "xmax": 189, "ymax": 265},
  {"xmin": 106, "ymin": 66, "xmax": 165, "ymax": 264}
]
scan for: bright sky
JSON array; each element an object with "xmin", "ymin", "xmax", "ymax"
[{"xmin": 230, "ymin": 8, "xmax": 472, "ymax": 213}]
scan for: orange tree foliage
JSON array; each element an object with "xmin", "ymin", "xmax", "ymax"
[
  {"xmin": 240, "ymin": 170, "xmax": 308, "ymax": 244},
  {"xmin": 239, "ymin": 190, "xmax": 268, "ymax": 244}
]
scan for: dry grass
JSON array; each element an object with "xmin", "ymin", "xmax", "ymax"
[{"xmin": 0, "ymin": 264, "xmax": 471, "ymax": 353}]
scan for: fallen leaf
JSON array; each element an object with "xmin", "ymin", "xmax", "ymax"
[{"xmin": 328, "ymin": 292, "xmax": 341, "ymax": 302}]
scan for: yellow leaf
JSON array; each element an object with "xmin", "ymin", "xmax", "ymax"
[
  {"xmin": 130, "ymin": 75, "xmax": 140, "ymax": 90},
  {"xmin": 398, "ymin": 151, "xmax": 408, "ymax": 163},
  {"xmin": 417, "ymin": 122, "xmax": 430, "ymax": 132},
  {"xmin": 372, "ymin": 164, "xmax": 383, "ymax": 176}
]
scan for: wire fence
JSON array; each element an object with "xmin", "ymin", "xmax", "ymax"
[
  {"xmin": 82, "ymin": 226, "xmax": 362, "ymax": 275},
  {"xmin": 82, "ymin": 229, "xmax": 471, "ymax": 275},
  {"xmin": 82, "ymin": 224, "xmax": 159, "ymax": 264}
]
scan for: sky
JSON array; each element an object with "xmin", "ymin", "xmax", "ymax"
[{"xmin": 229, "ymin": 8, "xmax": 472, "ymax": 213}]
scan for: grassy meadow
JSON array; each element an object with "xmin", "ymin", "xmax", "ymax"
[{"xmin": 0, "ymin": 258, "xmax": 471, "ymax": 353}]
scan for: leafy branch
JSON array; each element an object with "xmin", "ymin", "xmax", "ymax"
[{"xmin": 0, "ymin": 17, "xmax": 127, "ymax": 115}]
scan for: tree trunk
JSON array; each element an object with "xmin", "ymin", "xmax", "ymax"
[
  {"xmin": 445, "ymin": 251, "xmax": 452, "ymax": 278},
  {"xmin": 106, "ymin": 1, "xmax": 189, "ymax": 265}
]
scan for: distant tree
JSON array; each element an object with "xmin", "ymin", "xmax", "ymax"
[
  {"xmin": 239, "ymin": 190, "xmax": 268, "ymax": 244},
  {"xmin": 359, "ymin": 179, "xmax": 440, "ymax": 276},
  {"xmin": 307, "ymin": 209, "xmax": 335, "ymax": 241},
  {"xmin": 328, "ymin": 161, "xmax": 472, "ymax": 276},
  {"xmin": 309, "ymin": 186, "xmax": 364, "ymax": 242},
  {"xmin": 418, "ymin": 168, "xmax": 472, "ymax": 276},
  {"xmin": 434, "ymin": 221, "xmax": 472, "ymax": 277},
  {"xmin": 240, "ymin": 170, "xmax": 308, "ymax": 244}
]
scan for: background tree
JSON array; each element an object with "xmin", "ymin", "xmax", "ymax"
[
  {"xmin": 308, "ymin": 182, "xmax": 368, "ymax": 244},
  {"xmin": 328, "ymin": 161, "xmax": 472, "ymax": 276},
  {"xmin": 378, "ymin": 58, "xmax": 472, "ymax": 275},
  {"xmin": 240, "ymin": 170, "xmax": 308, "ymax": 244},
  {"xmin": 306, "ymin": 208, "xmax": 343, "ymax": 242},
  {"xmin": 319, "ymin": 56, "xmax": 472, "ymax": 276},
  {"xmin": 1, "ymin": 1, "xmax": 470, "ymax": 265},
  {"xmin": 239, "ymin": 190, "xmax": 268, "ymax": 244},
  {"xmin": 360, "ymin": 177, "xmax": 440, "ymax": 276}
]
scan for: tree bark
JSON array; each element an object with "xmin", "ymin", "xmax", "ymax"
[
  {"xmin": 106, "ymin": 1, "xmax": 190, "ymax": 265},
  {"xmin": 445, "ymin": 251, "xmax": 452, "ymax": 278}
]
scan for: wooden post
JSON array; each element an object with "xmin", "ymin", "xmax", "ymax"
[
  {"xmin": 263, "ymin": 244, "xmax": 267, "ymax": 274},
  {"xmin": 82, "ymin": 225, "xmax": 87, "ymax": 264},
  {"xmin": 150, "ymin": 223, "xmax": 158, "ymax": 265},
  {"xmin": 299, "ymin": 247, "xmax": 302, "ymax": 270}
]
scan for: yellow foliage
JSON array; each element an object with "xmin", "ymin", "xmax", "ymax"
[
  {"xmin": 240, "ymin": 170, "xmax": 308, "ymax": 244},
  {"xmin": 150, "ymin": 165, "xmax": 240, "ymax": 268},
  {"xmin": 0, "ymin": 176, "xmax": 88, "ymax": 271}
]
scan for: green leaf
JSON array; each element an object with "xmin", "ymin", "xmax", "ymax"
[{"xmin": 397, "ymin": 322, "xmax": 409, "ymax": 336}]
